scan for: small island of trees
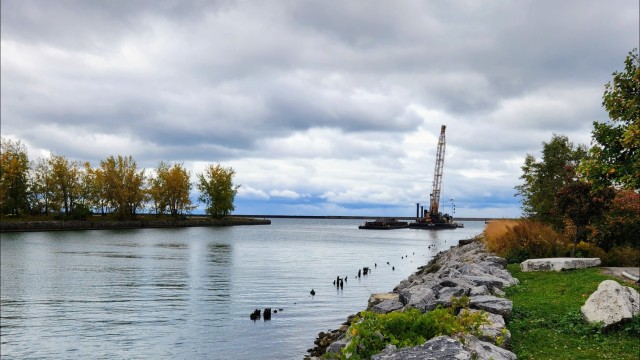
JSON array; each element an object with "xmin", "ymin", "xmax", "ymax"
[{"xmin": 0, "ymin": 145, "xmax": 239, "ymax": 221}]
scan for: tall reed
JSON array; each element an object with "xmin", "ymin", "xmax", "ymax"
[{"xmin": 484, "ymin": 219, "xmax": 570, "ymax": 263}]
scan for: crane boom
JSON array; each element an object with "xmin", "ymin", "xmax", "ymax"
[
  {"xmin": 408, "ymin": 124, "xmax": 460, "ymax": 229},
  {"xmin": 429, "ymin": 125, "xmax": 446, "ymax": 217}
]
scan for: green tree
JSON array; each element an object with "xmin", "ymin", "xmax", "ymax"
[
  {"xmin": 196, "ymin": 163, "xmax": 239, "ymax": 218},
  {"xmin": 580, "ymin": 49, "xmax": 640, "ymax": 190},
  {"xmin": 555, "ymin": 172, "xmax": 614, "ymax": 255},
  {"xmin": 149, "ymin": 162, "xmax": 194, "ymax": 217},
  {"xmin": 515, "ymin": 134, "xmax": 587, "ymax": 230},
  {"xmin": 0, "ymin": 138, "xmax": 30, "ymax": 216}
]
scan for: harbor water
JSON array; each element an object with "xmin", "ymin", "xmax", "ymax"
[{"xmin": 1, "ymin": 218, "xmax": 484, "ymax": 359}]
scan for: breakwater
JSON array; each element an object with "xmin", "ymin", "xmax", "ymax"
[
  {"xmin": 307, "ymin": 240, "xmax": 519, "ymax": 359},
  {"xmin": 0, "ymin": 217, "xmax": 270, "ymax": 232}
]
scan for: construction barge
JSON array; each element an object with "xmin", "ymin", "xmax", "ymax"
[
  {"xmin": 408, "ymin": 125, "xmax": 463, "ymax": 230},
  {"xmin": 408, "ymin": 218, "xmax": 462, "ymax": 229},
  {"xmin": 358, "ymin": 125, "xmax": 462, "ymax": 231},
  {"xmin": 358, "ymin": 218, "xmax": 409, "ymax": 230}
]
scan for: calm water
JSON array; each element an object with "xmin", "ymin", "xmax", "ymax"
[{"xmin": 1, "ymin": 218, "xmax": 484, "ymax": 359}]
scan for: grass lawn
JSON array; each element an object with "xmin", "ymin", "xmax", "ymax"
[{"xmin": 505, "ymin": 264, "xmax": 640, "ymax": 360}]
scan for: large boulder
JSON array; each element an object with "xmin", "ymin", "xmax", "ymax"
[
  {"xmin": 371, "ymin": 335, "xmax": 516, "ymax": 360},
  {"xmin": 399, "ymin": 284, "xmax": 438, "ymax": 310},
  {"xmin": 368, "ymin": 293, "xmax": 400, "ymax": 309},
  {"xmin": 372, "ymin": 299, "xmax": 404, "ymax": 314},
  {"xmin": 581, "ymin": 280, "xmax": 640, "ymax": 328},
  {"xmin": 463, "ymin": 309, "xmax": 511, "ymax": 347},
  {"xmin": 371, "ymin": 336, "xmax": 471, "ymax": 360},
  {"xmin": 521, "ymin": 258, "xmax": 601, "ymax": 272},
  {"xmin": 469, "ymin": 295, "xmax": 513, "ymax": 317},
  {"xmin": 458, "ymin": 335, "xmax": 517, "ymax": 360},
  {"xmin": 325, "ymin": 338, "xmax": 348, "ymax": 354}
]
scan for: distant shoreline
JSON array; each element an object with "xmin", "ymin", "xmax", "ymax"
[
  {"xmin": 230, "ymin": 214, "xmax": 506, "ymax": 221},
  {"xmin": 0, "ymin": 215, "xmax": 504, "ymax": 233},
  {"xmin": 0, "ymin": 216, "xmax": 270, "ymax": 233}
]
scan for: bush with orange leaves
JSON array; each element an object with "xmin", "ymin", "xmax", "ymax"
[{"xmin": 483, "ymin": 219, "xmax": 570, "ymax": 263}]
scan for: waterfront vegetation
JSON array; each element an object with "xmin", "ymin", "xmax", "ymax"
[
  {"xmin": 505, "ymin": 264, "xmax": 640, "ymax": 360},
  {"xmin": 484, "ymin": 219, "xmax": 639, "ymax": 266},
  {"xmin": 505, "ymin": 49, "xmax": 639, "ymax": 266},
  {"xmin": 335, "ymin": 297, "xmax": 488, "ymax": 360}
]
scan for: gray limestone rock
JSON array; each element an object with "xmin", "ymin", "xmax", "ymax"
[
  {"xmin": 370, "ymin": 335, "xmax": 516, "ymax": 360},
  {"xmin": 469, "ymin": 285, "xmax": 491, "ymax": 296},
  {"xmin": 484, "ymin": 256, "xmax": 508, "ymax": 268},
  {"xmin": 581, "ymin": 280, "xmax": 640, "ymax": 328},
  {"xmin": 371, "ymin": 336, "xmax": 471, "ymax": 360},
  {"xmin": 459, "ymin": 274, "xmax": 511, "ymax": 289},
  {"xmin": 368, "ymin": 293, "xmax": 400, "ymax": 309},
  {"xmin": 325, "ymin": 339, "xmax": 348, "ymax": 354},
  {"xmin": 521, "ymin": 258, "xmax": 601, "ymax": 272},
  {"xmin": 399, "ymin": 284, "xmax": 437, "ymax": 309},
  {"xmin": 458, "ymin": 334, "xmax": 517, "ymax": 360},
  {"xmin": 436, "ymin": 286, "xmax": 469, "ymax": 303},
  {"xmin": 469, "ymin": 295, "xmax": 513, "ymax": 317},
  {"xmin": 463, "ymin": 309, "xmax": 511, "ymax": 347},
  {"xmin": 372, "ymin": 299, "xmax": 405, "ymax": 314}
]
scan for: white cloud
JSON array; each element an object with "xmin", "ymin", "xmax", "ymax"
[
  {"xmin": 238, "ymin": 186, "xmax": 270, "ymax": 200},
  {"xmin": 270, "ymin": 189, "xmax": 302, "ymax": 199}
]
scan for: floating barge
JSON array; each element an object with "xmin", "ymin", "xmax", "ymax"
[
  {"xmin": 408, "ymin": 220, "xmax": 462, "ymax": 230},
  {"xmin": 359, "ymin": 218, "xmax": 409, "ymax": 230}
]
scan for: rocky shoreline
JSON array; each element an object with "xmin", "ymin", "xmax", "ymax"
[
  {"xmin": 0, "ymin": 217, "xmax": 271, "ymax": 232},
  {"xmin": 306, "ymin": 239, "xmax": 520, "ymax": 359}
]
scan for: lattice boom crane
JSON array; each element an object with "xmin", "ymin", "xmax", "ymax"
[{"xmin": 429, "ymin": 125, "xmax": 446, "ymax": 218}]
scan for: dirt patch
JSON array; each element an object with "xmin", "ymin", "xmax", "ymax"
[{"xmin": 600, "ymin": 267, "xmax": 640, "ymax": 285}]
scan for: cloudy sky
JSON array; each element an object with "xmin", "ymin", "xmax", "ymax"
[{"xmin": 1, "ymin": 0, "xmax": 638, "ymax": 218}]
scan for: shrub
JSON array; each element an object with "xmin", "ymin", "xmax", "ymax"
[
  {"xmin": 571, "ymin": 241, "xmax": 606, "ymax": 260},
  {"xmin": 341, "ymin": 297, "xmax": 487, "ymax": 360},
  {"xmin": 604, "ymin": 246, "xmax": 640, "ymax": 266},
  {"xmin": 484, "ymin": 219, "xmax": 570, "ymax": 263}
]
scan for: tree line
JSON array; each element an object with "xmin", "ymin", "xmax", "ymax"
[
  {"xmin": 0, "ymin": 145, "xmax": 239, "ymax": 220},
  {"xmin": 515, "ymin": 49, "xmax": 639, "ymax": 255}
]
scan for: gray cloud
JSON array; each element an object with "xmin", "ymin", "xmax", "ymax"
[{"xmin": 1, "ymin": 0, "xmax": 637, "ymax": 216}]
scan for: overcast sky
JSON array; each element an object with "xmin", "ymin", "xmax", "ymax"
[{"xmin": 2, "ymin": 0, "xmax": 638, "ymax": 218}]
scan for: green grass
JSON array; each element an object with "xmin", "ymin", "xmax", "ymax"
[{"xmin": 505, "ymin": 264, "xmax": 640, "ymax": 360}]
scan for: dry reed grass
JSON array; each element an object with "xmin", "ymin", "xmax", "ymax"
[{"xmin": 483, "ymin": 219, "xmax": 570, "ymax": 263}]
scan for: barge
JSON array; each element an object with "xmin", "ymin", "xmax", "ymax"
[{"xmin": 359, "ymin": 218, "xmax": 409, "ymax": 230}]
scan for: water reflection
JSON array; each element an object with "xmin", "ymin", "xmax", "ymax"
[{"xmin": 206, "ymin": 242, "xmax": 232, "ymax": 303}]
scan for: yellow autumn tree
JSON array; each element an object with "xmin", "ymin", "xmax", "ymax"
[
  {"xmin": 0, "ymin": 138, "xmax": 30, "ymax": 216},
  {"xmin": 49, "ymin": 154, "xmax": 82, "ymax": 216},
  {"xmin": 149, "ymin": 161, "xmax": 194, "ymax": 217},
  {"xmin": 99, "ymin": 155, "xmax": 146, "ymax": 220}
]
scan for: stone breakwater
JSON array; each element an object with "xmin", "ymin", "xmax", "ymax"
[{"xmin": 307, "ymin": 240, "xmax": 520, "ymax": 360}]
